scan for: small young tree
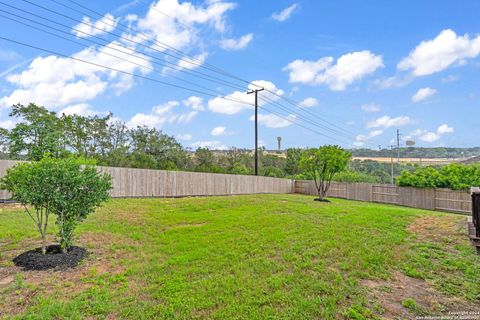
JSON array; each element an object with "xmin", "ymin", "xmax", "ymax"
[
  {"xmin": 299, "ymin": 145, "xmax": 351, "ymax": 201},
  {"xmin": 1, "ymin": 157, "xmax": 112, "ymax": 254}
]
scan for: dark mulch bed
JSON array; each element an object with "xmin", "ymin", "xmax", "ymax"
[{"xmin": 13, "ymin": 245, "xmax": 87, "ymax": 271}]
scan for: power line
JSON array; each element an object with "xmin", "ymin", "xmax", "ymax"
[
  {"xmin": 0, "ymin": 2, "xmax": 375, "ymax": 146},
  {"xmin": 51, "ymin": 0, "xmax": 376, "ymax": 144},
  {"xmin": 0, "ymin": 2, "xmax": 248, "ymax": 93},
  {"xmin": 0, "ymin": 9, "xmax": 250, "ymax": 100},
  {"xmin": 58, "ymin": 0, "xmax": 255, "ymax": 86},
  {"xmin": 263, "ymin": 90, "xmax": 384, "ymax": 146},
  {"xmin": 258, "ymin": 95, "xmax": 380, "ymax": 147},
  {"xmin": 0, "ymin": 35, "xmax": 254, "ymax": 106},
  {"xmin": 0, "ymin": 35, "xmax": 357, "ymax": 146},
  {"xmin": 1, "ymin": 1, "xmax": 387, "ymax": 147},
  {"xmin": 23, "ymin": 0, "xmax": 248, "ymax": 85}
]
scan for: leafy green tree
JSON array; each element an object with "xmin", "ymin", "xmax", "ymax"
[
  {"xmin": 130, "ymin": 126, "xmax": 187, "ymax": 170},
  {"xmin": 8, "ymin": 103, "xmax": 64, "ymax": 160},
  {"xmin": 284, "ymin": 148, "xmax": 303, "ymax": 176},
  {"xmin": 194, "ymin": 147, "xmax": 215, "ymax": 172},
  {"xmin": 397, "ymin": 163, "xmax": 480, "ymax": 190},
  {"xmin": 263, "ymin": 166, "xmax": 284, "ymax": 178},
  {"xmin": 299, "ymin": 145, "xmax": 351, "ymax": 200},
  {"xmin": 1, "ymin": 157, "xmax": 112, "ymax": 253}
]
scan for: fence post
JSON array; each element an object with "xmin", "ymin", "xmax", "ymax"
[{"xmin": 470, "ymin": 187, "xmax": 480, "ymax": 254}]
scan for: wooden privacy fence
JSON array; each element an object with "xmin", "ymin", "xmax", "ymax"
[
  {"xmin": 0, "ymin": 159, "xmax": 472, "ymax": 214},
  {"xmin": 295, "ymin": 180, "xmax": 472, "ymax": 214},
  {"xmin": 0, "ymin": 160, "xmax": 295, "ymax": 199}
]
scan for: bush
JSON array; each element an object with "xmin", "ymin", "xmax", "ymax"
[
  {"xmin": 333, "ymin": 170, "xmax": 381, "ymax": 183},
  {"xmin": 396, "ymin": 163, "xmax": 480, "ymax": 190},
  {"xmin": 299, "ymin": 146, "xmax": 351, "ymax": 200},
  {"xmin": 1, "ymin": 157, "xmax": 112, "ymax": 254}
]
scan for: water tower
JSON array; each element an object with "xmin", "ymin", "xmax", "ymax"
[{"xmin": 277, "ymin": 137, "xmax": 282, "ymax": 151}]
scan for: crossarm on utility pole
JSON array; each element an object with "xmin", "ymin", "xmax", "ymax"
[{"xmin": 247, "ymin": 87, "xmax": 264, "ymax": 176}]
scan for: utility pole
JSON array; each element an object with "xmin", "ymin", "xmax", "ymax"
[
  {"xmin": 390, "ymin": 145, "xmax": 395, "ymax": 184},
  {"xmin": 396, "ymin": 129, "xmax": 401, "ymax": 163},
  {"xmin": 247, "ymin": 87, "xmax": 264, "ymax": 176}
]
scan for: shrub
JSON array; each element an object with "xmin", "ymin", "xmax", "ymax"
[
  {"xmin": 396, "ymin": 163, "xmax": 480, "ymax": 190},
  {"xmin": 299, "ymin": 145, "xmax": 351, "ymax": 200},
  {"xmin": 1, "ymin": 157, "xmax": 112, "ymax": 254},
  {"xmin": 333, "ymin": 170, "xmax": 381, "ymax": 183}
]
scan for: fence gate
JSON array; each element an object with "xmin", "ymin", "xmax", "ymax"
[{"xmin": 470, "ymin": 192, "xmax": 480, "ymax": 254}]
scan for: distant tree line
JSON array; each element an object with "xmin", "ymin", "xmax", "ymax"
[
  {"xmin": 350, "ymin": 147, "xmax": 480, "ymax": 159},
  {"xmin": 0, "ymin": 103, "xmax": 295, "ymax": 177},
  {"xmin": 0, "ymin": 103, "xmax": 425, "ymax": 183}
]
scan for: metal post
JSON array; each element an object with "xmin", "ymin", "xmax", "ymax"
[
  {"xmin": 397, "ymin": 129, "xmax": 400, "ymax": 163},
  {"xmin": 247, "ymin": 88, "xmax": 264, "ymax": 176},
  {"xmin": 470, "ymin": 190, "xmax": 480, "ymax": 254}
]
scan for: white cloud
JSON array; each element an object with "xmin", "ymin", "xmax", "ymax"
[
  {"xmin": 419, "ymin": 132, "xmax": 440, "ymax": 143},
  {"xmin": 137, "ymin": 0, "xmax": 236, "ymax": 51},
  {"xmin": 410, "ymin": 124, "xmax": 454, "ymax": 143},
  {"xmin": 177, "ymin": 111, "xmax": 198, "ymax": 123},
  {"xmin": 0, "ymin": 41, "xmax": 151, "ymax": 109},
  {"xmin": 183, "ymin": 96, "xmax": 205, "ymax": 111},
  {"xmin": 191, "ymin": 140, "xmax": 227, "ymax": 150},
  {"xmin": 412, "ymin": 87, "xmax": 437, "ymax": 103},
  {"xmin": 373, "ymin": 74, "xmax": 413, "ymax": 89},
  {"xmin": 299, "ymin": 97, "xmax": 318, "ymax": 108},
  {"xmin": 250, "ymin": 113, "xmax": 296, "ymax": 128},
  {"xmin": 220, "ymin": 33, "xmax": 253, "ymax": 51},
  {"xmin": 0, "ymin": 119, "xmax": 17, "ymax": 130},
  {"xmin": 272, "ymin": 4, "xmax": 298, "ymax": 22},
  {"xmin": 283, "ymin": 50, "xmax": 383, "ymax": 90},
  {"xmin": 398, "ymin": 29, "xmax": 480, "ymax": 76},
  {"xmin": 437, "ymin": 124, "xmax": 454, "ymax": 134},
  {"xmin": 58, "ymin": 104, "xmax": 106, "ymax": 117},
  {"xmin": 361, "ymin": 103, "xmax": 381, "ymax": 113},
  {"xmin": 211, "ymin": 126, "xmax": 231, "ymax": 136},
  {"xmin": 176, "ymin": 134, "xmax": 192, "ymax": 141},
  {"xmin": 175, "ymin": 52, "xmax": 208, "ymax": 71},
  {"xmin": 208, "ymin": 80, "xmax": 284, "ymax": 115},
  {"xmin": 367, "ymin": 115, "xmax": 413, "ymax": 129},
  {"xmin": 127, "ymin": 100, "xmax": 197, "ymax": 128},
  {"xmin": 441, "ymin": 75, "xmax": 460, "ymax": 83},
  {"xmin": 0, "ymin": 49, "xmax": 20, "ymax": 62},
  {"xmin": 354, "ymin": 129, "xmax": 383, "ymax": 146},
  {"xmin": 73, "ymin": 14, "xmax": 119, "ymax": 38}
]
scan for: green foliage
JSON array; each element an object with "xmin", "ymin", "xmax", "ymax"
[
  {"xmin": 284, "ymin": 148, "xmax": 303, "ymax": 175},
  {"xmin": 299, "ymin": 145, "xmax": 351, "ymax": 199},
  {"xmin": 1, "ymin": 157, "xmax": 112, "ymax": 253},
  {"xmin": 333, "ymin": 170, "xmax": 381, "ymax": 183},
  {"xmin": 263, "ymin": 166, "xmax": 284, "ymax": 178},
  {"xmin": 350, "ymin": 146, "xmax": 480, "ymax": 159},
  {"xmin": 396, "ymin": 163, "xmax": 480, "ymax": 190},
  {"xmin": 8, "ymin": 103, "xmax": 65, "ymax": 160},
  {"xmin": 1, "ymin": 195, "xmax": 478, "ymax": 318}
]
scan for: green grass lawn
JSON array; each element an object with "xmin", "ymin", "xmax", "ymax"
[{"xmin": 0, "ymin": 194, "xmax": 479, "ymax": 319}]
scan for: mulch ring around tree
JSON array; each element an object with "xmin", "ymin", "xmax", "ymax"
[
  {"xmin": 13, "ymin": 245, "xmax": 87, "ymax": 271},
  {"xmin": 314, "ymin": 198, "xmax": 331, "ymax": 202}
]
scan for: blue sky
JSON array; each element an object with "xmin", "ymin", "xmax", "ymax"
[{"xmin": 0, "ymin": 0, "xmax": 479, "ymax": 150}]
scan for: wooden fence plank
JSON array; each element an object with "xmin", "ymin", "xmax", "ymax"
[{"xmin": 295, "ymin": 180, "xmax": 471, "ymax": 214}]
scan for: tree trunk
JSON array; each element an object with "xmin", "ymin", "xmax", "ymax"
[
  {"xmin": 317, "ymin": 188, "xmax": 324, "ymax": 200},
  {"xmin": 41, "ymin": 232, "xmax": 46, "ymax": 255}
]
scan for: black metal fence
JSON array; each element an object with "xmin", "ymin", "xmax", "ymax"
[{"xmin": 470, "ymin": 192, "xmax": 480, "ymax": 254}]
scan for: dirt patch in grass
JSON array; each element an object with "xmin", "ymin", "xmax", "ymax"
[
  {"xmin": 408, "ymin": 215, "xmax": 468, "ymax": 243},
  {"xmin": 362, "ymin": 271, "xmax": 480, "ymax": 319},
  {"xmin": 0, "ymin": 232, "xmax": 139, "ymax": 317}
]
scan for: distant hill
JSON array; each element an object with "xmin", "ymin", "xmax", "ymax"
[{"xmin": 348, "ymin": 147, "xmax": 480, "ymax": 159}]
